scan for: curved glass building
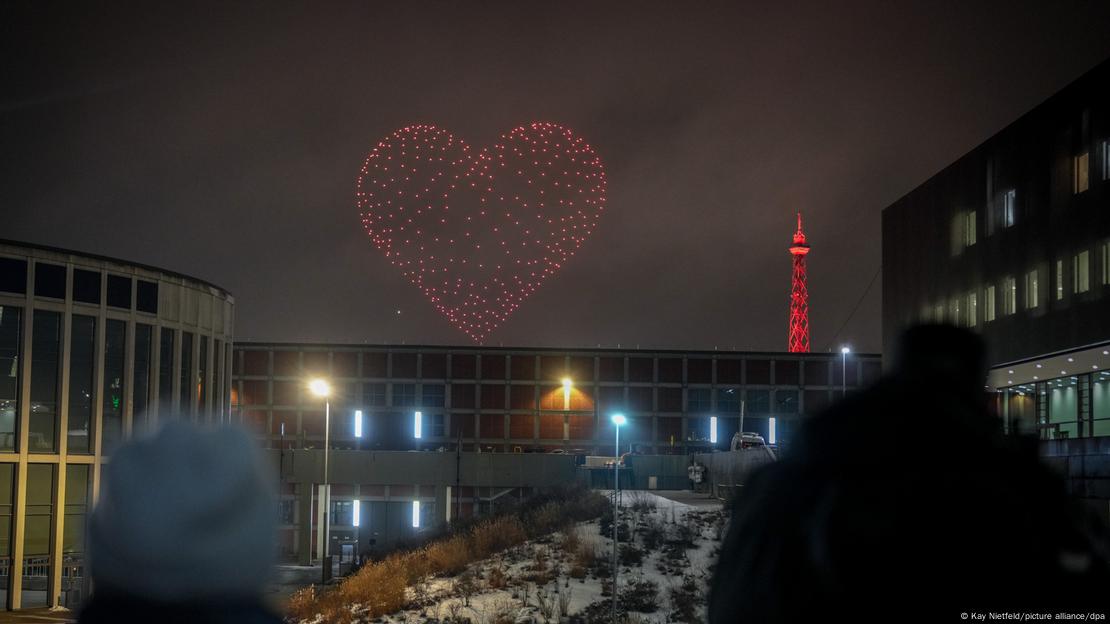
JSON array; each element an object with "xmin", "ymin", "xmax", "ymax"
[{"xmin": 0, "ymin": 240, "xmax": 234, "ymax": 610}]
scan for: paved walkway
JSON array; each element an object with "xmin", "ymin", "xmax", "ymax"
[
  {"xmin": 649, "ymin": 489, "xmax": 725, "ymax": 509},
  {"xmin": 0, "ymin": 609, "xmax": 76, "ymax": 623}
]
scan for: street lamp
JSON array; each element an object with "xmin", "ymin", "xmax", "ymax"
[
  {"xmin": 309, "ymin": 378, "xmax": 331, "ymax": 567},
  {"xmin": 840, "ymin": 346, "xmax": 851, "ymax": 397},
  {"xmin": 610, "ymin": 412, "xmax": 626, "ymax": 623}
]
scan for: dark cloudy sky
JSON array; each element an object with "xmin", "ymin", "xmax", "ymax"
[{"xmin": 4, "ymin": 1, "xmax": 1110, "ymax": 353}]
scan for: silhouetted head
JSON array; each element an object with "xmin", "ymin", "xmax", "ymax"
[
  {"xmin": 709, "ymin": 324, "xmax": 1109, "ymax": 622},
  {"xmin": 893, "ymin": 323, "xmax": 987, "ymax": 400},
  {"xmin": 87, "ymin": 422, "xmax": 276, "ymax": 603}
]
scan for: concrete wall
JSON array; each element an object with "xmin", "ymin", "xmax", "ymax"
[
  {"xmin": 267, "ymin": 449, "xmax": 578, "ymax": 488},
  {"xmin": 1040, "ymin": 437, "xmax": 1110, "ymax": 524},
  {"xmin": 693, "ymin": 448, "xmax": 776, "ymax": 500}
]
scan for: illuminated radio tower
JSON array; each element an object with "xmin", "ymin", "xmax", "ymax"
[{"xmin": 787, "ymin": 212, "xmax": 810, "ymax": 353}]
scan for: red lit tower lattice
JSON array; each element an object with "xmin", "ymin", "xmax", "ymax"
[{"xmin": 787, "ymin": 212, "xmax": 810, "ymax": 353}]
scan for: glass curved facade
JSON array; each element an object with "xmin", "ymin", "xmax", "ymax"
[{"xmin": 0, "ymin": 241, "xmax": 234, "ymax": 610}]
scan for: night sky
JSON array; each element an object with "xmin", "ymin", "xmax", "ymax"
[{"xmin": 5, "ymin": 2, "xmax": 1110, "ymax": 353}]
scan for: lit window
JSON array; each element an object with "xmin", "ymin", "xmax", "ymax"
[
  {"xmin": 1024, "ymin": 270, "xmax": 1038, "ymax": 310},
  {"xmin": 1102, "ymin": 141, "xmax": 1110, "ymax": 181},
  {"xmin": 1074, "ymin": 152, "xmax": 1089, "ymax": 193},
  {"xmin": 1002, "ymin": 277, "xmax": 1016, "ymax": 316},
  {"xmin": 950, "ymin": 211, "xmax": 977, "ymax": 255},
  {"xmin": 1001, "ymin": 190, "xmax": 1015, "ymax": 228},
  {"xmin": 967, "ymin": 292, "xmax": 977, "ymax": 327},
  {"xmin": 984, "ymin": 285, "xmax": 996, "ymax": 323},
  {"xmin": 1056, "ymin": 260, "xmax": 1065, "ymax": 300},
  {"xmin": 1073, "ymin": 250, "xmax": 1090, "ymax": 293},
  {"xmin": 1102, "ymin": 241, "xmax": 1110, "ymax": 286},
  {"xmin": 949, "ymin": 298, "xmax": 961, "ymax": 326}
]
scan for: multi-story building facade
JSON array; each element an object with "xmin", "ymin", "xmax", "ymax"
[
  {"xmin": 231, "ymin": 343, "xmax": 882, "ymax": 455},
  {"xmin": 231, "ymin": 342, "xmax": 881, "ymax": 561},
  {"xmin": 0, "ymin": 240, "xmax": 234, "ymax": 610},
  {"xmin": 882, "ymin": 58, "xmax": 1110, "ymax": 517}
]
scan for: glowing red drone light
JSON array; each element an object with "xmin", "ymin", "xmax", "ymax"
[{"xmin": 356, "ymin": 123, "xmax": 607, "ymax": 342}]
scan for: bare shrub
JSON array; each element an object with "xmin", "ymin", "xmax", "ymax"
[
  {"xmin": 668, "ymin": 574, "xmax": 701, "ymax": 623},
  {"xmin": 534, "ymin": 585, "xmax": 556, "ymax": 622},
  {"xmin": 619, "ymin": 578, "xmax": 660, "ymax": 613},
  {"xmin": 488, "ymin": 559, "xmax": 508, "ymax": 589},
  {"xmin": 619, "ymin": 543, "xmax": 643, "ymax": 566},
  {"xmin": 455, "ymin": 569, "xmax": 478, "ymax": 607},
  {"xmin": 629, "ymin": 491, "xmax": 657, "ymax": 512},
  {"xmin": 557, "ymin": 587, "xmax": 573, "ymax": 618}
]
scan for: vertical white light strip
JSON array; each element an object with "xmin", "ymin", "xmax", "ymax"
[
  {"xmin": 710, "ymin": 416, "xmax": 718, "ymax": 444},
  {"xmin": 354, "ymin": 410, "xmax": 363, "ymax": 438},
  {"xmin": 353, "ymin": 500, "xmax": 360, "ymax": 527},
  {"xmin": 412, "ymin": 500, "xmax": 421, "ymax": 528},
  {"xmin": 414, "ymin": 410, "xmax": 422, "ymax": 439},
  {"xmin": 768, "ymin": 417, "xmax": 777, "ymax": 445}
]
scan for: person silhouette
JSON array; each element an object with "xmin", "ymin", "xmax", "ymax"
[
  {"xmin": 79, "ymin": 421, "xmax": 281, "ymax": 624},
  {"xmin": 709, "ymin": 325, "xmax": 1110, "ymax": 622}
]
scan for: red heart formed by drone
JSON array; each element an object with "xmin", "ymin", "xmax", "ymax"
[{"xmin": 356, "ymin": 123, "xmax": 607, "ymax": 342}]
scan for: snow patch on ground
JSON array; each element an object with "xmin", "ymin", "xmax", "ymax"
[{"xmin": 310, "ymin": 491, "xmax": 725, "ymax": 624}]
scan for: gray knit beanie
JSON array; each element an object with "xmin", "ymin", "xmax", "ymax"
[{"xmin": 88, "ymin": 422, "xmax": 276, "ymax": 601}]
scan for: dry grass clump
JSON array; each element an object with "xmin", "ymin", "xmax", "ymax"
[{"xmin": 288, "ymin": 486, "xmax": 608, "ymax": 623}]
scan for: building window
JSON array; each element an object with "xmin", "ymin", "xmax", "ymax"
[
  {"xmin": 933, "ymin": 302, "xmax": 944, "ymax": 323},
  {"xmin": 421, "ymin": 384, "xmax": 445, "ymax": 407},
  {"xmin": 1102, "ymin": 241, "xmax": 1110, "ymax": 286},
  {"xmin": 0, "ymin": 257, "xmax": 28, "ymax": 294},
  {"xmin": 102, "ymin": 320, "xmax": 126, "ymax": 454},
  {"xmin": 967, "ymin": 292, "xmax": 977, "ymax": 327},
  {"xmin": 948, "ymin": 298, "xmax": 961, "ymax": 326},
  {"xmin": 1102, "ymin": 140, "xmax": 1110, "ymax": 181},
  {"xmin": 1074, "ymin": 152, "xmax": 1089, "ymax": 193},
  {"xmin": 33, "ymin": 263, "xmax": 66, "ymax": 299},
  {"xmin": 363, "ymin": 383, "xmax": 386, "ymax": 407},
  {"xmin": 106, "ymin": 275, "xmax": 132, "ymax": 309},
  {"xmin": 159, "ymin": 328, "xmax": 175, "ymax": 416},
  {"xmin": 984, "ymin": 285, "xmax": 996, "ymax": 323},
  {"xmin": 0, "ymin": 306, "xmax": 21, "ymax": 451},
  {"xmin": 67, "ymin": 315, "xmax": 96, "ymax": 455},
  {"xmin": 136, "ymin": 280, "xmax": 158, "ymax": 314},
  {"xmin": 63, "ymin": 465, "xmax": 90, "ymax": 555},
  {"xmin": 686, "ymin": 388, "xmax": 711, "ymax": 413},
  {"xmin": 1073, "ymin": 250, "xmax": 1090, "ymax": 294},
  {"xmin": 1002, "ymin": 277, "xmax": 1016, "ymax": 315},
  {"xmin": 30, "ymin": 310, "xmax": 62, "ymax": 453},
  {"xmin": 331, "ymin": 500, "xmax": 353, "ymax": 526},
  {"xmin": 1001, "ymin": 189, "xmax": 1015, "ymax": 228},
  {"xmin": 775, "ymin": 390, "xmax": 798, "ymax": 414},
  {"xmin": 1024, "ymin": 270, "xmax": 1039, "ymax": 310},
  {"xmin": 1056, "ymin": 260, "xmax": 1065, "ymax": 300},
  {"xmin": 951, "ymin": 211, "xmax": 977, "ymax": 254},
  {"xmin": 72, "ymin": 269, "xmax": 101, "ymax": 305},
  {"xmin": 393, "ymin": 383, "xmax": 416, "ymax": 407},
  {"xmin": 716, "ymin": 388, "xmax": 740, "ymax": 412},
  {"xmin": 428, "ymin": 413, "xmax": 445, "ymax": 437}
]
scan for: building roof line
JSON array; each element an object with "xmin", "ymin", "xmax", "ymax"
[{"xmin": 0, "ymin": 237, "xmax": 233, "ymax": 297}]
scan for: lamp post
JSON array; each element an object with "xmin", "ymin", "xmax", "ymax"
[
  {"xmin": 840, "ymin": 347, "xmax": 850, "ymax": 398},
  {"xmin": 309, "ymin": 378, "xmax": 331, "ymax": 567},
  {"xmin": 610, "ymin": 412, "xmax": 626, "ymax": 624}
]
